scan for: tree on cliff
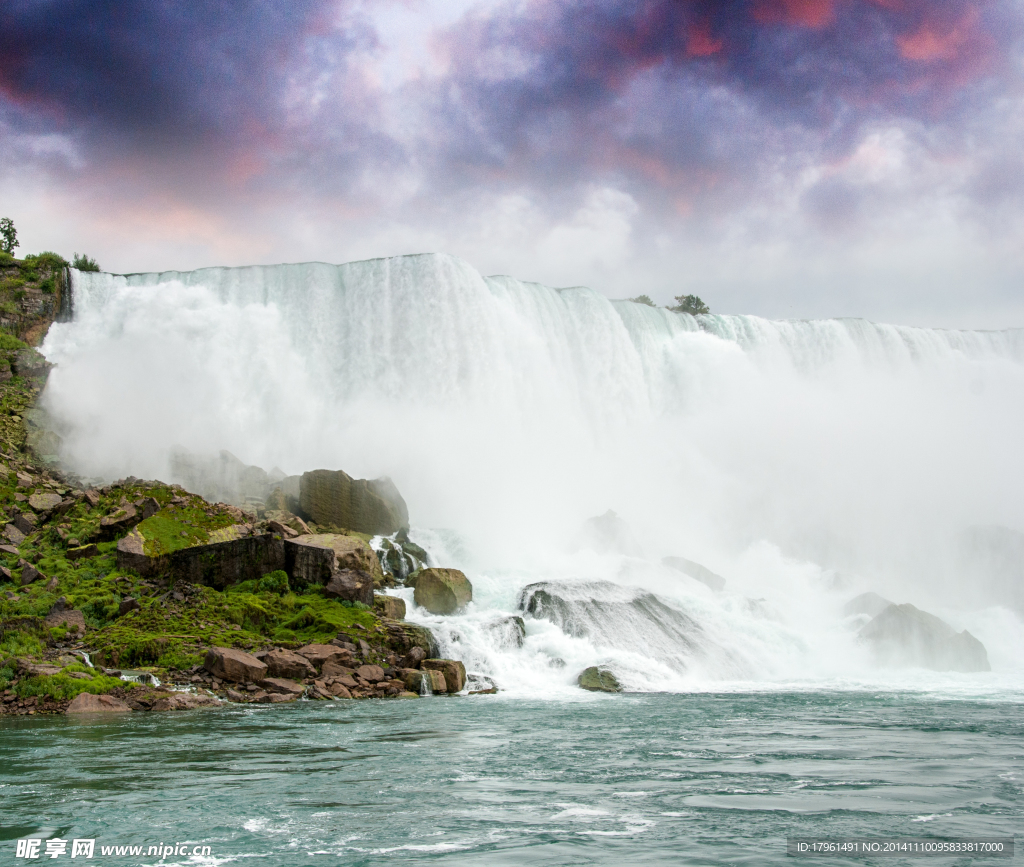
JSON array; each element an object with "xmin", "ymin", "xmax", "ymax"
[
  {"xmin": 629, "ymin": 295, "xmax": 656, "ymax": 306},
  {"xmin": 0, "ymin": 218, "xmax": 17, "ymax": 255},
  {"xmin": 72, "ymin": 252, "xmax": 100, "ymax": 272},
  {"xmin": 670, "ymin": 294, "xmax": 710, "ymax": 315}
]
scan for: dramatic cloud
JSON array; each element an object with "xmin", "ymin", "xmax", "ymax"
[{"xmin": 0, "ymin": 0, "xmax": 1022, "ymax": 326}]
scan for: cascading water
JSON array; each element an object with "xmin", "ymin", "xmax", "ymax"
[{"xmin": 40, "ymin": 253, "xmax": 1024, "ymax": 695}]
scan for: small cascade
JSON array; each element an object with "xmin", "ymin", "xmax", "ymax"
[
  {"xmin": 75, "ymin": 650, "xmax": 93, "ymax": 668},
  {"xmin": 419, "ymin": 672, "xmax": 433, "ymax": 696},
  {"xmin": 373, "ymin": 530, "xmax": 431, "ymax": 582},
  {"xmin": 119, "ymin": 670, "xmax": 161, "ymax": 687}
]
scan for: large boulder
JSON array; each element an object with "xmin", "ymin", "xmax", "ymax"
[
  {"xmin": 413, "ymin": 568, "xmax": 472, "ymax": 615},
  {"xmin": 421, "ymin": 659, "xmax": 466, "ymax": 693},
  {"xmin": 44, "ymin": 597, "xmax": 86, "ymax": 634},
  {"xmin": 66, "ymin": 693, "xmax": 131, "ymax": 713},
  {"xmin": 403, "ymin": 668, "xmax": 446, "ymax": 693},
  {"xmin": 259, "ymin": 677, "xmax": 305, "ymax": 697},
  {"xmin": 264, "ymin": 648, "xmax": 316, "ymax": 680},
  {"xmin": 203, "ymin": 646, "xmax": 268, "ymax": 682},
  {"xmin": 578, "ymin": 666, "xmax": 621, "ymax": 693},
  {"xmin": 323, "ymin": 569, "xmax": 375, "ymax": 606},
  {"xmin": 299, "ymin": 469, "xmax": 408, "ymax": 535},
  {"xmin": 482, "ymin": 615, "xmax": 526, "ymax": 649},
  {"xmin": 285, "ymin": 534, "xmax": 383, "ymax": 589},
  {"xmin": 295, "ymin": 643, "xmax": 348, "ymax": 670},
  {"xmin": 859, "ymin": 604, "xmax": 991, "ymax": 672},
  {"xmin": 843, "ymin": 592, "xmax": 893, "ymax": 619},
  {"xmin": 28, "ymin": 491, "xmax": 63, "ymax": 513},
  {"xmin": 662, "ymin": 557, "xmax": 726, "ymax": 592}
]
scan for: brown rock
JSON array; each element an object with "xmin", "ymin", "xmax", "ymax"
[
  {"xmin": 328, "ymin": 682, "xmax": 353, "ymax": 698},
  {"xmin": 22, "ymin": 662, "xmax": 62, "ymax": 677},
  {"xmin": 401, "ymin": 646, "xmax": 427, "ymax": 669},
  {"xmin": 267, "ymin": 519, "xmax": 298, "ymax": 538},
  {"xmin": 3, "ymin": 524, "xmax": 25, "ymax": 545},
  {"xmin": 225, "ymin": 688, "xmax": 247, "ymax": 702},
  {"xmin": 117, "ymin": 597, "xmax": 140, "ymax": 617},
  {"xmin": 355, "ymin": 664, "xmax": 385, "ymax": 683},
  {"xmin": 12, "ymin": 512, "xmax": 36, "ymax": 535},
  {"xmin": 299, "ymin": 469, "xmax": 408, "ymax": 535},
  {"xmin": 323, "ymin": 568, "xmax": 375, "ymax": 605},
  {"xmin": 140, "ymin": 497, "xmax": 160, "ymax": 519},
  {"xmin": 264, "ymin": 648, "xmax": 317, "ymax": 679},
  {"xmin": 256, "ymin": 692, "xmax": 297, "ymax": 703},
  {"xmin": 375, "ymin": 594, "xmax": 406, "ymax": 620},
  {"xmin": 259, "ymin": 677, "xmax": 305, "ymax": 697},
  {"xmin": 83, "ymin": 489, "xmax": 101, "ymax": 507},
  {"xmin": 66, "ymin": 693, "xmax": 131, "ymax": 714},
  {"xmin": 321, "ymin": 660, "xmax": 355, "ymax": 678},
  {"xmin": 20, "ymin": 562, "xmax": 44, "ymax": 586},
  {"xmin": 0, "ymin": 544, "xmax": 19, "ymax": 556},
  {"xmin": 151, "ymin": 692, "xmax": 221, "ymax": 711},
  {"xmin": 295, "ymin": 643, "xmax": 348, "ymax": 669},
  {"xmin": 203, "ymin": 646, "xmax": 267, "ymax": 683},
  {"xmin": 66, "ymin": 543, "xmax": 99, "ymax": 561},
  {"xmin": 334, "ymin": 674, "xmax": 359, "ymax": 690},
  {"xmin": 98, "ymin": 504, "xmax": 139, "ymax": 540},
  {"xmin": 421, "ymin": 659, "xmax": 466, "ymax": 693},
  {"xmin": 43, "ymin": 576, "xmax": 58, "ymax": 591}
]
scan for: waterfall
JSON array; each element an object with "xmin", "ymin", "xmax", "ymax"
[{"xmin": 37, "ymin": 252, "xmax": 1024, "ymax": 691}]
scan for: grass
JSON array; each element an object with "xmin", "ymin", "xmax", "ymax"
[{"xmin": 135, "ymin": 503, "xmax": 237, "ymax": 556}]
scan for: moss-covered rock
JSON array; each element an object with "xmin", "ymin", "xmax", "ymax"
[
  {"xmin": 413, "ymin": 568, "xmax": 472, "ymax": 615},
  {"xmin": 577, "ymin": 666, "xmax": 621, "ymax": 693}
]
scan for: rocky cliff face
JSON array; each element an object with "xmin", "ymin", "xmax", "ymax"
[{"xmin": 0, "ymin": 252, "xmax": 71, "ymax": 346}]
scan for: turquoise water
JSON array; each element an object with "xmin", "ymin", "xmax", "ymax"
[{"xmin": 1, "ymin": 692, "xmax": 1021, "ymax": 865}]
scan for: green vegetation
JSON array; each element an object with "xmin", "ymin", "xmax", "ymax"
[
  {"xmin": 0, "ymin": 217, "xmax": 18, "ymax": 255},
  {"xmin": 670, "ymin": 294, "xmax": 710, "ymax": 315},
  {"xmin": 72, "ymin": 253, "xmax": 100, "ymax": 272},
  {"xmin": 629, "ymin": 295, "xmax": 656, "ymax": 306},
  {"xmin": 135, "ymin": 503, "xmax": 237, "ymax": 556}
]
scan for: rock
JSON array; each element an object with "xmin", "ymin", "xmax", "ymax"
[
  {"xmin": 421, "ymin": 659, "xmax": 466, "ymax": 693},
  {"xmin": 15, "ymin": 471, "xmax": 33, "ymax": 488},
  {"xmin": 859, "ymin": 603, "xmax": 991, "ymax": 672},
  {"xmin": 662, "ymin": 557, "xmax": 726, "ymax": 592},
  {"xmin": 843, "ymin": 592, "xmax": 893, "ymax": 619},
  {"xmin": 67, "ymin": 543, "xmax": 100, "ymax": 561},
  {"xmin": 374, "ymin": 594, "xmax": 406, "ymax": 620},
  {"xmin": 295, "ymin": 644, "xmax": 348, "ymax": 669},
  {"xmin": 483, "ymin": 615, "xmax": 526, "ymax": 649},
  {"xmin": 259, "ymin": 677, "xmax": 305, "ymax": 697},
  {"xmin": 286, "ymin": 533, "xmax": 383, "ymax": 585},
  {"xmin": 323, "ymin": 569, "xmax": 375, "ymax": 605},
  {"xmin": 264, "ymin": 648, "xmax": 317, "ymax": 680},
  {"xmin": 12, "ymin": 512, "xmax": 36, "ymax": 535},
  {"xmin": 117, "ymin": 597, "xmax": 140, "ymax": 617},
  {"xmin": 469, "ymin": 688, "xmax": 498, "ymax": 695},
  {"xmin": 43, "ymin": 576, "xmax": 58, "ymax": 591},
  {"xmin": 400, "ymin": 646, "xmax": 427, "ymax": 669},
  {"xmin": 140, "ymin": 497, "xmax": 160, "ymax": 520},
  {"xmin": 413, "ymin": 568, "xmax": 472, "ymax": 615},
  {"xmin": 83, "ymin": 489, "xmax": 101, "ymax": 507},
  {"xmin": 328, "ymin": 682, "xmax": 353, "ymax": 698},
  {"xmin": 355, "ymin": 664, "xmax": 386, "ymax": 683},
  {"xmin": 577, "ymin": 510, "xmax": 642, "ymax": 556},
  {"xmin": 20, "ymin": 562, "xmax": 44, "ymax": 586},
  {"xmin": 3, "ymin": 523, "xmax": 25, "ymax": 545},
  {"xmin": 28, "ymin": 491, "xmax": 63, "ymax": 513},
  {"xmin": 267, "ymin": 519, "xmax": 298, "ymax": 538},
  {"xmin": 13, "ymin": 348, "xmax": 52, "ymax": 381},
  {"xmin": 256, "ymin": 692, "xmax": 297, "ymax": 703},
  {"xmin": 0, "ymin": 543, "xmax": 19, "ymax": 556},
  {"xmin": 320, "ymin": 660, "xmax": 355, "ymax": 678},
  {"xmin": 399, "ymin": 667, "xmax": 446, "ymax": 693},
  {"xmin": 578, "ymin": 666, "xmax": 621, "ymax": 693},
  {"xmin": 151, "ymin": 692, "xmax": 221, "ymax": 711},
  {"xmin": 225, "ymin": 688, "xmax": 247, "ymax": 702},
  {"xmin": 66, "ymin": 693, "xmax": 131, "ymax": 713},
  {"xmin": 98, "ymin": 504, "xmax": 140, "ymax": 540},
  {"xmin": 299, "ymin": 469, "xmax": 408, "ymax": 535},
  {"xmin": 203, "ymin": 646, "xmax": 268, "ymax": 683},
  {"xmin": 20, "ymin": 661, "xmax": 61, "ymax": 676}
]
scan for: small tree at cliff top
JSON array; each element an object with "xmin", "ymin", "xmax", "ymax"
[
  {"xmin": 72, "ymin": 252, "xmax": 100, "ymax": 272},
  {"xmin": 0, "ymin": 218, "xmax": 18, "ymax": 255},
  {"xmin": 629, "ymin": 294, "xmax": 656, "ymax": 306},
  {"xmin": 670, "ymin": 294, "xmax": 710, "ymax": 315}
]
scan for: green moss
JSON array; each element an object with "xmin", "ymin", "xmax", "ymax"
[
  {"xmin": 136, "ymin": 506, "xmax": 237, "ymax": 556},
  {"xmin": 16, "ymin": 672, "xmax": 130, "ymax": 701}
]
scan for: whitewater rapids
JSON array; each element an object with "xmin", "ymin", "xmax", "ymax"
[{"xmin": 39, "ymin": 253, "xmax": 1024, "ymax": 695}]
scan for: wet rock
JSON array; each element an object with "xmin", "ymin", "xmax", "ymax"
[
  {"xmin": 264, "ymin": 648, "xmax": 317, "ymax": 680},
  {"xmin": 483, "ymin": 615, "xmax": 526, "ymax": 649},
  {"xmin": 203, "ymin": 646, "xmax": 268, "ymax": 683},
  {"xmin": 117, "ymin": 597, "xmax": 140, "ymax": 617},
  {"xmin": 225, "ymin": 688, "xmax": 247, "ymax": 703},
  {"xmin": 28, "ymin": 491, "xmax": 62, "ymax": 513},
  {"xmin": 151, "ymin": 692, "xmax": 221, "ymax": 711},
  {"xmin": 374, "ymin": 594, "xmax": 406, "ymax": 620},
  {"xmin": 66, "ymin": 693, "xmax": 131, "ymax": 713},
  {"xmin": 259, "ymin": 677, "xmax": 305, "ymax": 697},
  {"xmin": 322, "ymin": 568, "xmax": 375, "ymax": 605},
  {"xmin": 577, "ymin": 666, "xmax": 621, "ymax": 693},
  {"xmin": 421, "ymin": 659, "xmax": 466, "ymax": 693},
  {"xmin": 299, "ymin": 469, "xmax": 408, "ymax": 535},
  {"xmin": 67, "ymin": 543, "xmax": 99, "ymax": 561},
  {"xmin": 858, "ymin": 603, "xmax": 991, "ymax": 672},
  {"xmin": 662, "ymin": 556, "xmax": 726, "ymax": 591},
  {"xmin": 328, "ymin": 681, "xmax": 353, "ymax": 699},
  {"xmin": 413, "ymin": 568, "xmax": 472, "ymax": 615},
  {"xmin": 256, "ymin": 692, "xmax": 297, "ymax": 703},
  {"xmin": 843, "ymin": 592, "xmax": 893, "ymax": 619}
]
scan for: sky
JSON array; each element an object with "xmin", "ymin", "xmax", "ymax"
[{"xmin": 1, "ymin": 0, "xmax": 1023, "ymax": 328}]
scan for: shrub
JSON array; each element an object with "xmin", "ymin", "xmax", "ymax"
[
  {"xmin": 72, "ymin": 253, "xmax": 100, "ymax": 272},
  {"xmin": 670, "ymin": 294, "xmax": 710, "ymax": 315},
  {"xmin": 0, "ymin": 333, "xmax": 27, "ymax": 350},
  {"xmin": 0, "ymin": 218, "xmax": 18, "ymax": 255},
  {"xmin": 629, "ymin": 295, "xmax": 656, "ymax": 307},
  {"xmin": 258, "ymin": 570, "xmax": 290, "ymax": 595}
]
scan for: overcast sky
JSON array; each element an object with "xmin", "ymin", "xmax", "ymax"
[{"xmin": 2, "ymin": 0, "xmax": 1022, "ymax": 327}]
